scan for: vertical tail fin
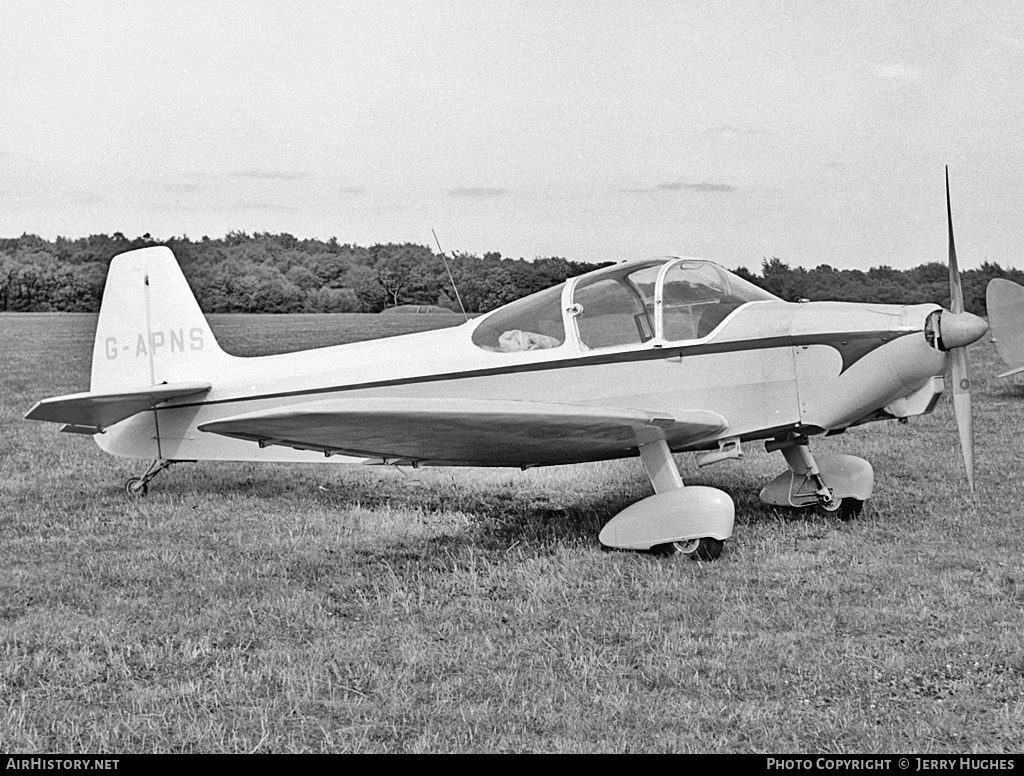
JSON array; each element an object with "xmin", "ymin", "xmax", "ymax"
[
  {"xmin": 91, "ymin": 246, "xmax": 230, "ymax": 391},
  {"xmin": 987, "ymin": 278, "xmax": 1024, "ymax": 378}
]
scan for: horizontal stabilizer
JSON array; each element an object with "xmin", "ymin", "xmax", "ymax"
[
  {"xmin": 987, "ymin": 278, "xmax": 1024, "ymax": 376},
  {"xmin": 199, "ymin": 397, "xmax": 728, "ymax": 466},
  {"xmin": 25, "ymin": 381, "xmax": 211, "ymax": 432}
]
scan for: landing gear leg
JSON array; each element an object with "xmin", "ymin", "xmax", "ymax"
[
  {"xmin": 775, "ymin": 436, "xmax": 834, "ymax": 506},
  {"xmin": 639, "ymin": 438, "xmax": 721, "ymax": 558},
  {"xmin": 124, "ymin": 459, "xmax": 176, "ymax": 498}
]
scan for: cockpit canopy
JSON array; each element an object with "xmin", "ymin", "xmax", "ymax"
[{"xmin": 472, "ymin": 258, "xmax": 778, "ymax": 353}]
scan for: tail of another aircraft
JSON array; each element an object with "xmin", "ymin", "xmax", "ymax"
[
  {"xmin": 90, "ymin": 246, "xmax": 231, "ymax": 391},
  {"xmin": 987, "ymin": 278, "xmax": 1024, "ymax": 378}
]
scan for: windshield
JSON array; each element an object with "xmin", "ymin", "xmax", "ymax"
[{"xmin": 660, "ymin": 260, "xmax": 777, "ymax": 341}]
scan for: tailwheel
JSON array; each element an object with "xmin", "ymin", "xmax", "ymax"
[
  {"xmin": 814, "ymin": 497, "xmax": 864, "ymax": 520},
  {"xmin": 124, "ymin": 477, "xmax": 148, "ymax": 498},
  {"xmin": 122, "ymin": 459, "xmax": 179, "ymax": 499},
  {"xmin": 652, "ymin": 537, "xmax": 724, "ymax": 561}
]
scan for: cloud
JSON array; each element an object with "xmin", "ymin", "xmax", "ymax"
[
  {"xmin": 449, "ymin": 187, "xmax": 510, "ymax": 198},
  {"xmin": 699, "ymin": 125, "xmax": 770, "ymax": 142},
  {"xmin": 228, "ymin": 169, "xmax": 311, "ymax": 180},
  {"xmin": 338, "ymin": 186, "xmax": 366, "ymax": 195},
  {"xmin": 237, "ymin": 199, "xmax": 291, "ymax": 211},
  {"xmin": 67, "ymin": 189, "xmax": 108, "ymax": 205},
  {"xmin": 656, "ymin": 181, "xmax": 737, "ymax": 193},
  {"xmin": 164, "ymin": 182, "xmax": 202, "ymax": 192}
]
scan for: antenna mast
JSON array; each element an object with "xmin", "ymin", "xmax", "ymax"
[{"xmin": 432, "ymin": 229, "xmax": 469, "ymax": 322}]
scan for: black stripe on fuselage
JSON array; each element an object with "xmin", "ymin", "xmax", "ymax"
[{"xmin": 168, "ymin": 328, "xmax": 919, "ymax": 412}]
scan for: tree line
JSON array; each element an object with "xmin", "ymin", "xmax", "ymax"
[{"xmin": 1, "ymin": 231, "xmax": 1020, "ymax": 316}]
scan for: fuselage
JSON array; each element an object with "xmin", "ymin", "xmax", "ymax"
[{"xmin": 96, "ymin": 257, "xmax": 953, "ymax": 465}]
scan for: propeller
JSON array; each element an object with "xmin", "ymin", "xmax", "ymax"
[{"xmin": 943, "ymin": 167, "xmax": 981, "ymax": 492}]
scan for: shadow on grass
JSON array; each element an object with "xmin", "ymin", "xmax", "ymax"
[
  {"xmin": 729, "ymin": 486, "xmax": 869, "ymax": 534},
  {"xmin": 137, "ymin": 458, "xmax": 872, "ymax": 570},
  {"xmin": 161, "ymin": 461, "xmax": 635, "ymax": 556},
  {"xmin": 990, "ymin": 382, "xmax": 1024, "ymax": 399}
]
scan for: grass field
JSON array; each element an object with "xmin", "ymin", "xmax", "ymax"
[{"xmin": 2, "ymin": 311, "xmax": 1023, "ymax": 753}]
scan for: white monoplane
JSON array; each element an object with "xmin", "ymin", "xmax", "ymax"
[{"xmin": 26, "ymin": 175, "xmax": 988, "ymax": 559}]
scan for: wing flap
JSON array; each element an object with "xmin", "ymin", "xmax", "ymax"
[
  {"xmin": 25, "ymin": 381, "xmax": 212, "ymax": 433},
  {"xmin": 199, "ymin": 397, "xmax": 728, "ymax": 466}
]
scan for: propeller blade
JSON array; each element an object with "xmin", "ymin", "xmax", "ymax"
[
  {"xmin": 946, "ymin": 166, "xmax": 964, "ymax": 314},
  {"xmin": 950, "ymin": 345, "xmax": 975, "ymax": 493},
  {"xmin": 945, "ymin": 168, "xmax": 976, "ymax": 492}
]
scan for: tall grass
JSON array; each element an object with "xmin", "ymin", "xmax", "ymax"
[{"xmin": 1, "ymin": 312, "xmax": 1022, "ymax": 753}]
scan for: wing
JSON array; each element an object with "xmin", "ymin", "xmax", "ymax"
[
  {"xmin": 198, "ymin": 397, "xmax": 728, "ymax": 466},
  {"xmin": 25, "ymin": 381, "xmax": 211, "ymax": 433}
]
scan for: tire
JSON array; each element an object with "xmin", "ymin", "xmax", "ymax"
[
  {"xmin": 124, "ymin": 477, "xmax": 148, "ymax": 498},
  {"xmin": 651, "ymin": 537, "xmax": 724, "ymax": 561},
  {"xmin": 814, "ymin": 497, "xmax": 863, "ymax": 520}
]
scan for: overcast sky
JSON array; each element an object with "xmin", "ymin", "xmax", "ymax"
[{"xmin": 2, "ymin": 1, "xmax": 1023, "ymax": 271}]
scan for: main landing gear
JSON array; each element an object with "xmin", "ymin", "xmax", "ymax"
[
  {"xmin": 124, "ymin": 459, "xmax": 178, "ymax": 497},
  {"xmin": 759, "ymin": 435, "xmax": 873, "ymax": 517},
  {"xmin": 598, "ymin": 437, "xmax": 734, "ymax": 560}
]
